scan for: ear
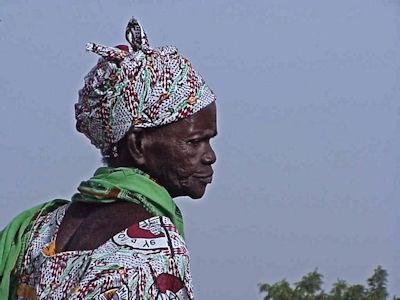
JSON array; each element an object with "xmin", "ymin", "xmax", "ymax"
[{"xmin": 126, "ymin": 127, "xmax": 147, "ymax": 166}]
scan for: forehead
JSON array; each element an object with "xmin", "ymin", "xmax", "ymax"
[{"xmin": 156, "ymin": 103, "xmax": 217, "ymax": 137}]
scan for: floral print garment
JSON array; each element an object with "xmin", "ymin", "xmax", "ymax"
[{"xmin": 17, "ymin": 204, "xmax": 194, "ymax": 300}]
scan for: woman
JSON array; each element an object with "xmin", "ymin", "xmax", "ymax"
[{"xmin": 0, "ymin": 17, "xmax": 217, "ymax": 300}]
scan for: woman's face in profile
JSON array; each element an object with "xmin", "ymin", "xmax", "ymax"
[{"xmin": 142, "ymin": 102, "xmax": 217, "ymax": 199}]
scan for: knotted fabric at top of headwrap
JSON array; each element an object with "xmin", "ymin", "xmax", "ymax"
[{"xmin": 75, "ymin": 17, "xmax": 216, "ymax": 157}]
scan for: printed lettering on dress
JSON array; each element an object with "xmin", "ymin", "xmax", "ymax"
[{"xmin": 112, "ymin": 229, "xmax": 168, "ymax": 250}]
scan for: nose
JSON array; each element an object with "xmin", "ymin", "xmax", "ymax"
[{"xmin": 202, "ymin": 144, "xmax": 216, "ymax": 165}]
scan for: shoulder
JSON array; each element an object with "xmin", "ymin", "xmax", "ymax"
[
  {"xmin": 56, "ymin": 201, "xmax": 152, "ymax": 251},
  {"xmin": 111, "ymin": 216, "xmax": 188, "ymax": 255},
  {"xmin": 89, "ymin": 216, "xmax": 194, "ymax": 299}
]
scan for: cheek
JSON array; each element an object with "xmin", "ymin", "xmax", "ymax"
[
  {"xmin": 147, "ymin": 141, "xmax": 190, "ymax": 172},
  {"xmin": 171, "ymin": 144, "xmax": 199, "ymax": 174},
  {"xmin": 146, "ymin": 136, "xmax": 204, "ymax": 177}
]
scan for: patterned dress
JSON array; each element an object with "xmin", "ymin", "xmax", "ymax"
[{"xmin": 16, "ymin": 204, "xmax": 195, "ymax": 300}]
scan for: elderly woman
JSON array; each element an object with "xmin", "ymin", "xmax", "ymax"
[{"xmin": 0, "ymin": 17, "xmax": 216, "ymax": 300}]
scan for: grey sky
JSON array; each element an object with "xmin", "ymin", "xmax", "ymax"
[{"xmin": 1, "ymin": 1, "xmax": 399, "ymax": 299}]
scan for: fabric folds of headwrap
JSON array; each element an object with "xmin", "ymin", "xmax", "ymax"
[{"xmin": 75, "ymin": 17, "xmax": 216, "ymax": 157}]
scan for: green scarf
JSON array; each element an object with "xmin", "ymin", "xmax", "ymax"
[
  {"xmin": 0, "ymin": 199, "xmax": 68, "ymax": 300},
  {"xmin": 72, "ymin": 167, "xmax": 185, "ymax": 237},
  {"xmin": 0, "ymin": 167, "xmax": 182, "ymax": 300}
]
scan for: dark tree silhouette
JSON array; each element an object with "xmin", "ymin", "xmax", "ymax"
[{"xmin": 259, "ymin": 266, "xmax": 398, "ymax": 300}]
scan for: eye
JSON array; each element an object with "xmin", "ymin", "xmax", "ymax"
[{"xmin": 187, "ymin": 139, "xmax": 202, "ymax": 145}]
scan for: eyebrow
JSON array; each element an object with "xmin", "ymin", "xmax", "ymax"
[{"xmin": 187, "ymin": 129, "xmax": 218, "ymax": 139}]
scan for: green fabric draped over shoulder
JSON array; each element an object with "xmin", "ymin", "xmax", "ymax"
[
  {"xmin": 0, "ymin": 199, "xmax": 68, "ymax": 300},
  {"xmin": 72, "ymin": 167, "xmax": 185, "ymax": 237},
  {"xmin": 0, "ymin": 167, "xmax": 184, "ymax": 300}
]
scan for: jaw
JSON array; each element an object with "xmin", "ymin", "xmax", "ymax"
[
  {"xmin": 147, "ymin": 167, "xmax": 210, "ymax": 199},
  {"xmin": 165, "ymin": 177, "xmax": 208, "ymax": 199},
  {"xmin": 179, "ymin": 177, "xmax": 208, "ymax": 199}
]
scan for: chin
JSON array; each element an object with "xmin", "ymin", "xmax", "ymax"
[
  {"xmin": 187, "ymin": 187, "xmax": 207, "ymax": 199},
  {"xmin": 169, "ymin": 187, "xmax": 205, "ymax": 199},
  {"xmin": 172, "ymin": 178, "xmax": 209, "ymax": 199}
]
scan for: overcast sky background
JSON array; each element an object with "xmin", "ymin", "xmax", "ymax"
[{"xmin": 1, "ymin": 1, "xmax": 400, "ymax": 299}]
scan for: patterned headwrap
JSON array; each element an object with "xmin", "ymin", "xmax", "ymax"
[{"xmin": 75, "ymin": 17, "xmax": 216, "ymax": 157}]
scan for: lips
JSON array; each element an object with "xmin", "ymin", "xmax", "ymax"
[{"xmin": 194, "ymin": 171, "xmax": 214, "ymax": 184}]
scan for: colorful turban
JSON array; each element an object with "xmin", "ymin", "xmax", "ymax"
[{"xmin": 75, "ymin": 17, "xmax": 216, "ymax": 157}]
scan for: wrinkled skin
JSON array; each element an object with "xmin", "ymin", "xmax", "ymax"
[
  {"xmin": 138, "ymin": 102, "xmax": 217, "ymax": 199},
  {"xmin": 56, "ymin": 103, "xmax": 217, "ymax": 251}
]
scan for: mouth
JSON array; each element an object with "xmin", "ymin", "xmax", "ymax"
[{"xmin": 194, "ymin": 172, "xmax": 214, "ymax": 184}]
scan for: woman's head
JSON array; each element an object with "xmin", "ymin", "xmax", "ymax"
[
  {"xmin": 75, "ymin": 17, "xmax": 217, "ymax": 198},
  {"xmin": 108, "ymin": 101, "xmax": 217, "ymax": 199},
  {"xmin": 75, "ymin": 17, "xmax": 215, "ymax": 157}
]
